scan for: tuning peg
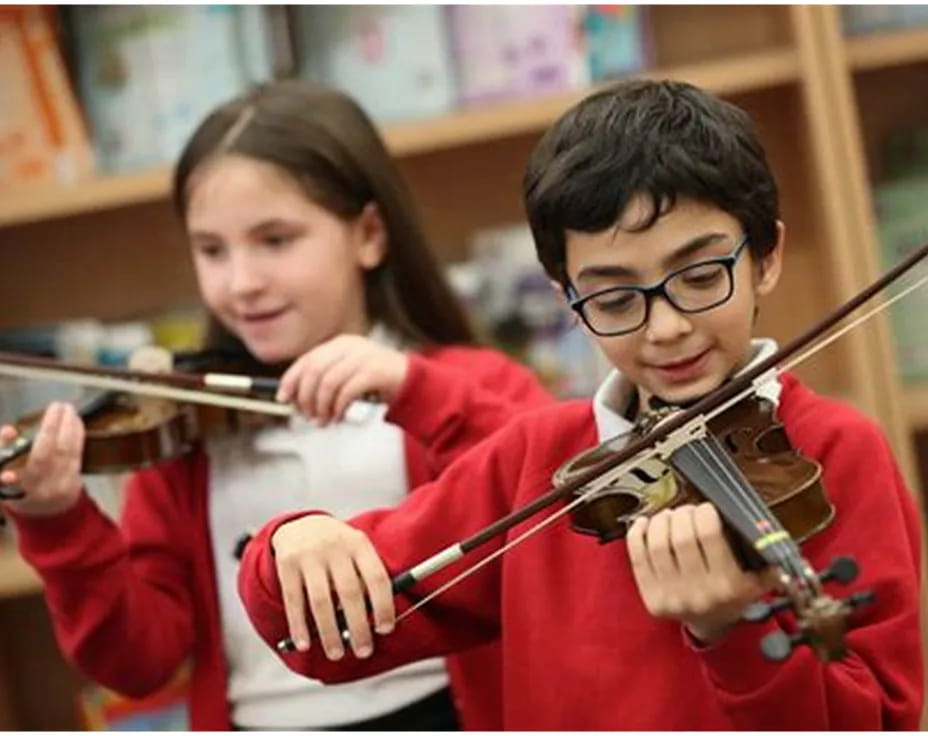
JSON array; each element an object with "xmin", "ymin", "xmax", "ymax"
[
  {"xmin": 820, "ymin": 556, "xmax": 859, "ymax": 585},
  {"xmin": 742, "ymin": 596, "xmax": 791, "ymax": 623},
  {"xmin": 761, "ymin": 629, "xmax": 806, "ymax": 661}
]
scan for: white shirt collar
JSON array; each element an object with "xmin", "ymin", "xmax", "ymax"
[{"xmin": 592, "ymin": 338, "xmax": 781, "ymax": 443}]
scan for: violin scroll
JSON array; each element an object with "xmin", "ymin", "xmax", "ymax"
[{"xmin": 742, "ymin": 556, "xmax": 875, "ymax": 662}]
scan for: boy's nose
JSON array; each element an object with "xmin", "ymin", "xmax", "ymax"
[{"xmin": 643, "ymin": 296, "xmax": 692, "ymax": 342}]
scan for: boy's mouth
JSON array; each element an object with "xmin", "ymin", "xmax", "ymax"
[{"xmin": 650, "ymin": 348, "xmax": 712, "ymax": 383}]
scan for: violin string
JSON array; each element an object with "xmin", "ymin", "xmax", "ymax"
[
  {"xmin": 0, "ymin": 362, "xmax": 293, "ymax": 417},
  {"xmin": 684, "ymin": 439, "xmax": 806, "ymax": 580}
]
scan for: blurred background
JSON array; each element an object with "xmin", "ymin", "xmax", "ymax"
[{"xmin": 0, "ymin": 3, "xmax": 927, "ymax": 729}]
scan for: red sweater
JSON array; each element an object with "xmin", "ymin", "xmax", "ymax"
[
  {"xmin": 11, "ymin": 346, "xmax": 552, "ymax": 731},
  {"xmin": 241, "ymin": 373, "xmax": 924, "ymax": 730}
]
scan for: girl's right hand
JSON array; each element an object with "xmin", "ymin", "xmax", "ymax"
[
  {"xmin": 271, "ymin": 515, "xmax": 395, "ymax": 661},
  {"xmin": 0, "ymin": 402, "xmax": 86, "ymax": 517}
]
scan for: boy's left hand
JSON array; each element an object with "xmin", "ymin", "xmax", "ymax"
[
  {"xmin": 277, "ymin": 335, "xmax": 409, "ymax": 425},
  {"xmin": 627, "ymin": 503, "xmax": 772, "ymax": 646}
]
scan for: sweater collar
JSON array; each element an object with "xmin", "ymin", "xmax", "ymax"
[{"xmin": 592, "ymin": 338, "xmax": 781, "ymax": 443}]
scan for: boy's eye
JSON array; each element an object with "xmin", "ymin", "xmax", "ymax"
[
  {"xmin": 590, "ymin": 290, "xmax": 639, "ymax": 314},
  {"xmin": 678, "ymin": 263, "xmax": 725, "ymax": 288}
]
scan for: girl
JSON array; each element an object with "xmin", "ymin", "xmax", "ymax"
[{"xmin": 0, "ymin": 80, "xmax": 551, "ymax": 730}]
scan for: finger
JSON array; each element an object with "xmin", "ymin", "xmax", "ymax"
[
  {"xmin": 626, "ymin": 516, "xmax": 656, "ymax": 589},
  {"xmin": 692, "ymin": 503, "xmax": 739, "ymax": 577},
  {"xmin": 332, "ymin": 372, "xmax": 377, "ymax": 424},
  {"xmin": 303, "ymin": 561, "xmax": 345, "ymax": 660},
  {"xmin": 295, "ymin": 349, "xmax": 345, "ymax": 419},
  {"xmin": 277, "ymin": 558, "xmax": 312, "ymax": 652},
  {"xmin": 352, "ymin": 538, "xmax": 395, "ymax": 635},
  {"xmin": 57, "ymin": 405, "xmax": 86, "ymax": 489},
  {"xmin": 328, "ymin": 553, "xmax": 374, "ymax": 658},
  {"xmin": 669, "ymin": 506, "xmax": 709, "ymax": 579},
  {"xmin": 28, "ymin": 403, "xmax": 65, "ymax": 473},
  {"xmin": 277, "ymin": 355, "xmax": 308, "ymax": 404},
  {"xmin": 0, "ymin": 425, "xmax": 19, "ymax": 445},
  {"xmin": 644, "ymin": 509, "xmax": 678, "ymax": 582},
  {"xmin": 313, "ymin": 358, "xmax": 359, "ymax": 425}
]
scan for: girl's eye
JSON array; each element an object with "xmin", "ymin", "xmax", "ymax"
[
  {"xmin": 193, "ymin": 241, "xmax": 226, "ymax": 260},
  {"xmin": 262, "ymin": 232, "xmax": 295, "ymax": 248}
]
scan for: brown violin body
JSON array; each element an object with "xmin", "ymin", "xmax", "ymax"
[
  {"xmin": 1, "ymin": 349, "xmax": 286, "ymax": 478},
  {"xmin": 557, "ymin": 396, "xmax": 834, "ymax": 546}
]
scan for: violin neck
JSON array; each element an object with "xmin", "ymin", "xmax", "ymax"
[
  {"xmin": 0, "ymin": 391, "xmax": 119, "ymax": 470},
  {"xmin": 668, "ymin": 433, "xmax": 802, "ymax": 571}
]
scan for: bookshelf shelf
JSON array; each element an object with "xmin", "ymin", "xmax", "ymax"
[
  {"xmin": 845, "ymin": 27, "xmax": 928, "ymax": 72},
  {"xmin": 0, "ymin": 548, "xmax": 40, "ymax": 599},
  {"xmin": 386, "ymin": 48, "xmax": 800, "ymax": 156},
  {"xmin": 904, "ymin": 384, "xmax": 928, "ymax": 430},
  {"xmin": 0, "ymin": 48, "xmax": 799, "ymax": 228}
]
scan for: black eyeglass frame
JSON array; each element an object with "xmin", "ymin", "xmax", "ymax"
[{"xmin": 566, "ymin": 235, "xmax": 751, "ymax": 337}]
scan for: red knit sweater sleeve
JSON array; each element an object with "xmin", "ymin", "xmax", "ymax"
[
  {"xmin": 385, "ymin": 346, "xmax": 552, "ymax": 474},
  {"xmin": 10, "ymin": 458, "xmax": 199, "ymax": 698},
  {"xmin": 238, "ymin": 413, "xmax": 533, "ymax": 683},
  {"xmin": 693, "ymin": 394, "xmax": 924, "ymax": 729}
]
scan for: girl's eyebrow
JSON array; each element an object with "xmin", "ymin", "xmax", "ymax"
[
  {"xmin": 576, "ymin": 232, "xmax": 729, "ymax": 282},
  {"xmin": 188, "ymin": 218, "xmax": 298, "ymax": 241}
]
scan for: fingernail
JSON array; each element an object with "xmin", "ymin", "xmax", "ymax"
[
  {"xmin": 375, "ymin": 622, "xmax": 394, "ymax": 635},
  {"xmin": 355, "ymin": 645, "xmax": 372, "ymax": 658},
  {"xmin": 295, "ymin": 637, "xmax": 310, "ymax": 652},
  {"xmin": 327, "ymin": 646, "xmax": 344, "ymax": 661}
]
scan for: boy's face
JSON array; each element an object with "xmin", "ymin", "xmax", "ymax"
[{"xmin": 564, "ymin": 196, "xmax": 783, "ymax": 407}]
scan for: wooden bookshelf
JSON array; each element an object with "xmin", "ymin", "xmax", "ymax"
[
  {"xmin": 845, "ymin": 26, "xmax": 928, "ymax": 71},
  {"xmin": 0, "ymin": 547, "xmax": 40, "ymax": 599},
  {"xmin": 905, "ymin": 384, "xmax": 928, "ymax": 430},
  {"xmin": 0, "ymin": 48, "xmax": 799, "ymax": 229}
]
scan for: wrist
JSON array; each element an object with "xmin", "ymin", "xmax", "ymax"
[{"xmin": 684, "ymin": 617, "xmax": 738, "ymax": 647}]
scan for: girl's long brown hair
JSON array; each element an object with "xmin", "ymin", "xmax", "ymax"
[{"xmin": 173, "ymin": 79, "xmax": 475, "ymax": 373}]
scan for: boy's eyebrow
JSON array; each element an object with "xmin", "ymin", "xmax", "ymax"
[{"xmin": 576, "ymin": 232, "xmax": 730, "ymax": 282}]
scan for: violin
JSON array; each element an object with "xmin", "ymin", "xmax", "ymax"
[
  {"xmin": 560, "ymin": 394, "xmax": 832, "ymax": 550},
  {"xmin": 274, "ymin": 239, "xmax": 928, "ymax": 664},
  {"xmin": 0, "ymin": 347, "xmax": 293, "ymax": 498}
]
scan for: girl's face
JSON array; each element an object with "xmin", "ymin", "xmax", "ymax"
[
  {"xmin": 185, "ymin": 155, "xmax": 386, "ymax": 364},
  {"xmin": 564, "ymin": 196, "xmax": 784, "ymax": 407}
]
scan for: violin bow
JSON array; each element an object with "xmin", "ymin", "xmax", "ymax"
[
  {"xmin": 0, "ymin": 351, "xmax": 292, "ymax": 417},
  {"xmin": 278, "ymin": 239, "xmax": 928, "ymax": 651}
]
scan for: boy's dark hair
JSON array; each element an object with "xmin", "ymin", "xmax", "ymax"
[
  {"xmin": 524, "ymin": 79, "xmax": 780, "ymax": 287},
  {"xmin": 173, "ymin": 80, "xmax": 474, "ymax": 373}
]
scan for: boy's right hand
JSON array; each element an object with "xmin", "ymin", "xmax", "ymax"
[
  {"xmin": 271, "ymin": 515, "xmax": 395, "ymax": 661},
  {"xmin": 0, "ymin": 402, "xmax": 85, "ymax": 517}
]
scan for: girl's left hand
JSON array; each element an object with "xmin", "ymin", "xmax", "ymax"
[
  {"xmin": 627, "ymin": 503, "xmax": 773, "ymax": 646},
  {"xmin": 277, "ymin": 335, "xmax": 409, "ymax": 425}
]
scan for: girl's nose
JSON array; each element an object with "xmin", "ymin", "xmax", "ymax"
[
  {"xmin": 228, "ymin": 253, "xmax": 267, "ymax": 296},
  {"xmin": 643, "ymin": 296, "xmax": 693, "ymax": 343}
]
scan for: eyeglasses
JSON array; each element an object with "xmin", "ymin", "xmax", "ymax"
[{"xmin": 566, "ymin": 235, "xmax": 750, "ymax": 337}]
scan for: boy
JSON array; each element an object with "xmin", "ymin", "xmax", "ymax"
[{"xmin": 238, "ymin": 80, "xmax": 923, "ymax": 729}]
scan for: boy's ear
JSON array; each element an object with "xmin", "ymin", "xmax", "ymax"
[
  {"xmin": 755, "ymin": 220, "xmax": 785, "ymax": 297},
  {"xmin": 355, "ymin": 202, "xmax": 388, "ymax": 270}
]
